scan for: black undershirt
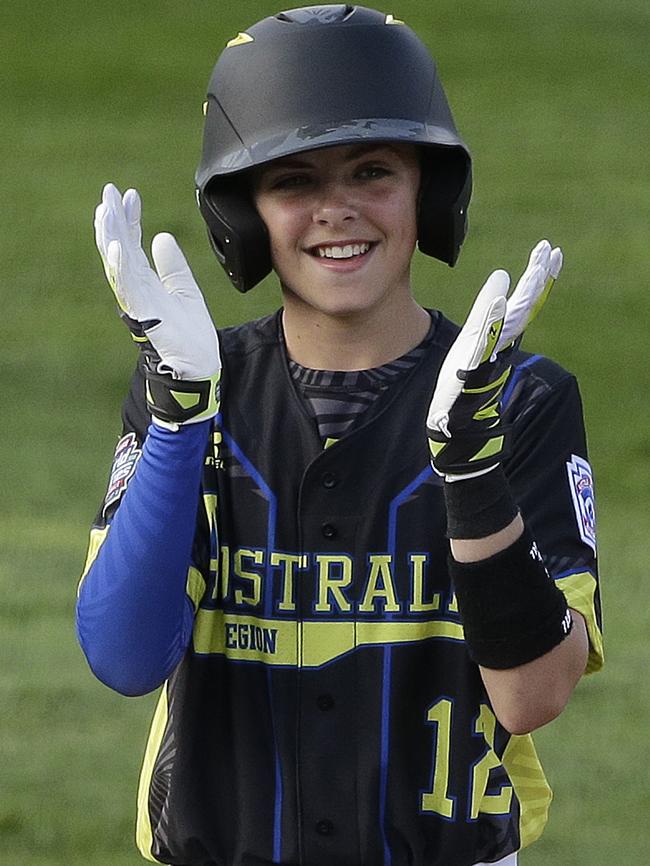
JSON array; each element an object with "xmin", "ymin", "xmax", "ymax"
[{"xmin": 288, "ymin": 317, "xmax": 435, "ymax": 442}]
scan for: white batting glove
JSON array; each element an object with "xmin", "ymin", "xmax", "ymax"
[
  {"xmin": 427, "ymin": 239, "xmax": 562, "ymax": 480},
  {"xmin": 496, "ymin": 239, "xmax": 563, "ymax": 351},
  {"xmin": 94, "ymin": 183, "xmax": 221, "ymax": 425}
]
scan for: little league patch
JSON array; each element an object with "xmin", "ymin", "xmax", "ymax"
[
  {"xmin": 566, "ymin": 454, "xmax": 597, "ymax": 554},
  {"xmin": 103, "ymin": 432, "xmax": 142, "ymax": 515}
]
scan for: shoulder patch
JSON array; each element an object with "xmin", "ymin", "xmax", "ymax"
[
  {"xmin": 103, "ymin": 432, "xmax": 142, "ymax": 516},
  {"xmin": 566, "ymin": 454, "xmax": 597, "ymax": 555}
]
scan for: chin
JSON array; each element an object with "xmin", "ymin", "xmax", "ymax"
[
  {"xmin": 282, "ymin": 279, "xmax": 378, "ymax": 317},
  {"xmin": 308, "ymin": 294, "xmax": 386, "ymax": 320}
]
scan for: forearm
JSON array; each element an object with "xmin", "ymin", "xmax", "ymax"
[
  {"xmin": 450, "ymin": 507, "xmax": 588, "ymax": 734},
  {"xmin": 76, "ymin": 420, "xmax": 210, "ymax": 696},
  {"xmin": 479, "ymin": 609, "xmax": 588, "ymax": 734},
  {"xmin": 450, "ymin": 512, "xmax": 525, "ymax": 563}
]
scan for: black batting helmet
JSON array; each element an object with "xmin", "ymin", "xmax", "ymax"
[{"xmin": 196, "ymin": 5, "xmax": 472, "ymax": 293}]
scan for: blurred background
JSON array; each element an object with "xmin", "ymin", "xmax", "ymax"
[{"xmin": 1, "ymin": 0, "xmax": 648, "ymax": 863}]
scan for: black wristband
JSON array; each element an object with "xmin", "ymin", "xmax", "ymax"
[
  {"xmin": 449, "ymin": 528, "xmax": 573, "ymax": 669},
  {"xmin": 443, "ymin": 465, "xmax": 519, "ymax": 539}
]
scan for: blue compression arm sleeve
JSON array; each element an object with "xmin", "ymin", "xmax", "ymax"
[{"xmin": 76, "ymin": 421, "xmax": 210, "ymax": 696}]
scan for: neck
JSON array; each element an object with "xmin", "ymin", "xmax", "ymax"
[{"xmin": 281, "ymin": 295, "xmax": 431, "ymax": 371}]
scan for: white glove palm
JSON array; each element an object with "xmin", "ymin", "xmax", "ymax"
[{"xmin": 94, "ymin": 183, "xmax": 220, "ymax": 381}]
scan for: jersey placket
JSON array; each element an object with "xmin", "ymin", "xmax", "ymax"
[{"xmin": 295, "ymin": 455, "xmax": 363, "ymax": 865}]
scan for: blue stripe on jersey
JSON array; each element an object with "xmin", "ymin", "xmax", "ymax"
[
  {"xmin": 220, "ymin": 429, "xmax": 278, "ymax": 619},
  {"xmin": 501, "ymin": 354, "xmax": 542, "ymax": 408},
  {"xmin": 380, "ymin": 465, "xmax": 438, "ymax": 865},
  {"xmin": 220, "ymin": 428, "xmax": 284, "ymax": 862},
  {"xmin": 380, "ymin": 646, "xmax": 394, "ymax": 866},
  {"xmin": 388, "ymin": 465, "xmax": 436, "ymax": 555},
  {"xmin": 554, "ymin": 565, "xmax": 598, "ymax": 581}
]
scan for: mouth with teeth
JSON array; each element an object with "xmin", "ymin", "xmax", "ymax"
[{"xmin": 309, "ymin": 242, "xmax": 374, "ymax": 260}]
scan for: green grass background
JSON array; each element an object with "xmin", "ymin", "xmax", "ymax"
[{"xmin": 1, "ymin": 0, "xmax": 648, "ymax": 863}]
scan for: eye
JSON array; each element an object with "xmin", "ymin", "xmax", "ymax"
[
  {"xmin": 271, "ymin": 173, "xmax": 312, "ymax": 191},
  {"xmin": 357, "ymin": 164, "xmax": 391, "ymax": 181}
]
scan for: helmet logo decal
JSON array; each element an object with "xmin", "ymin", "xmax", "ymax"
[
  {"xmin": 385, "ymin": 14, "xmax": 405, "ymax": 25},
  {"xmin": 276, "ymin": 6, "xmax": 355, "ymax": 25},
  {"xmin": 275, "ymin": 5, "xmax": 355, "ymax": 24},
  {"xmin": 226, "ymin": 32, "xmax": 254, "ymax": 48}
]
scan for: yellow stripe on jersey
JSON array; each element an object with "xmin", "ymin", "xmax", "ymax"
[
  {"xmin": 192, "ymin": 609, "xmax": 465, "ymax": 667},
  {"xmin": 501, "ymin": 733, "xmax": 552, "ymax": 849},
  {"xmin": 203, "ymin": 492, "xmax": 217, "ymax": 532},
  {"xmin": 185, "ymin": 566, "xmax": 207, "ymax": 612},
  {"xmin": 136, "ymin": 686, "xmax": 170, "ymax": 863},
  {"xmin": 77, "ymin": 525, "xmax": 110, "ymax": 593},
  {"xmin": 556, "ymin": 570, "xmax": 604, "ymax": 674}
]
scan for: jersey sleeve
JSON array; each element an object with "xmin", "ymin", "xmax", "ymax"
[
  {"xmin": 76, "ymin": 356, "xmax": 212, "ymax": 695},
  {"xmin": 504, "ymin": 360, "xmax": 603, "ymax": 674},
  {"xmin": 83, "ymin": 358, "xmax": 211, "ymax": 589},
  {"xmin": 91, "ymin": 359, "xmax": 150, "ymax": 527}
]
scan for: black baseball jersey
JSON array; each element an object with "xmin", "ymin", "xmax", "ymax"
[{"xmin": 89, "ymin": 310, "xmax": 602, "ymax": 866}]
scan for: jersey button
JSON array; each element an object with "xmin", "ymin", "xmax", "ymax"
[
  {"xmin": 317, "ymin": 693, "xmax": 334, "ymax": 711},
  {"xmin": 316, "ymin": 819, "xmax": 334, "ymax": 836},
  {"xmin": 321, "ymin": 522, "xmax": 337, "ymax": 539},
  {"xmin": 321, "ymin": 472, "xmax": 338, "ymax": 489}
]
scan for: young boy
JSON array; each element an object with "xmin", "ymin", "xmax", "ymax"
[{"xmin": 77, "ymin": 7, "xmax": 603, "ymax": 866}]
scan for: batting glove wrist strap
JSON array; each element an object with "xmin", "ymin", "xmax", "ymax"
[
  {"xmin": 450, "ymin": 529, "xmax": 573, "ymax": 669},
  {"xmin": 428, "ymin": 420, "xmax": 512, "ymax": 478},
  {"xmin": 145, "ymin": 369, "xmax": 221, "ymax": 426},
  {"xmin": 443, "ymin": 465, "xmax": 518, "ymax": 539}
]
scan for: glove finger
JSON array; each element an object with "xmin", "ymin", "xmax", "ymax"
[
  {"xmin": 525, "ymin": 238, "xmax": 552, "ymax": 271},
  {"xmin": 438, "ymin": 269, "xmax": 509, "ymax": 388},
  {"xmin": 99, "ymin": 182, "xmax": 129, "ymax": 253},
  {"xmin": 105, "ymin": 239, "xmax": 130, "ymax": 313},
  {"xmin": 121, "ymin": 187, "xmax": 153, "ymax": 274},
  {"xmin": 525, "ymin": 248, "xmax": 563, "ymax": 329},
  {"xmin": 122, "ymin": 188, "xmax": 142, "ymax": 246},
  {"xmin": 151, "ymin": 232, "xmax": 203, "ymax": 300},
  {"xmin": 94, "ymin": 201, "xmax": 109, "ymax": 262},
  {"xmin": 94, "ymin": 198, "xmax": 120, "ymax": 282},
  {"xmin": 103, "ymin": 183, "xmax": 156, "ymax": 283},
  {"xmin": 549, "ymin": 246, "xmax": 563, "ymax": 279},
  {"xmin": 427, "ymin": 272, "xmax": 508, "ymax": 435},
  {"xmin": 497, "ymin": 240, "xmax": 561, "ymax": 350},
  {"xmin": 102, "ymin": 182, "xmax": 124, "ymax": 213},
  {"xmin": 427, "ymin": 296, "xmax": 506, "ymax": 434},
  {"xmin": 459, "ymin": 269, "xmax": 509, "ymax": 370},
  {"xmin": 519, "ymin": 243, "xmax": 562, "ymax": 321},
  {"xmin": 94, "ymin": 183, "xmax": 122, "ymax": 260}
]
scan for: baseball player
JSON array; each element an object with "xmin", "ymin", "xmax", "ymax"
[{"xmin": 76, "ymin": 7, "xmax": 603, "ymax": 866}]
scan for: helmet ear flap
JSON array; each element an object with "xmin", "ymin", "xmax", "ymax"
[
  {"xmin": 417, "ymin": 149, "xmax": 472, "ymax": 266},
  {"xmin": 197, "ymin": 178, "xmax": 271, "ymax": 293}
]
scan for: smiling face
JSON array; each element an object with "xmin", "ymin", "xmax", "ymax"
[{"xmin": 251, "ymin": 142, "xmax": 421, "ymax": 321}]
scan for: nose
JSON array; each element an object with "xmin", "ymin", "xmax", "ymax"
[{"xmin": 312, "ymin": 181, "xmax": 358, "ymax": 226}]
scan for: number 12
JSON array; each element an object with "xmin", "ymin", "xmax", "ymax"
[{"xmin": 421, "ymin": 698, "xmax": 513, "ymax": 820}]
